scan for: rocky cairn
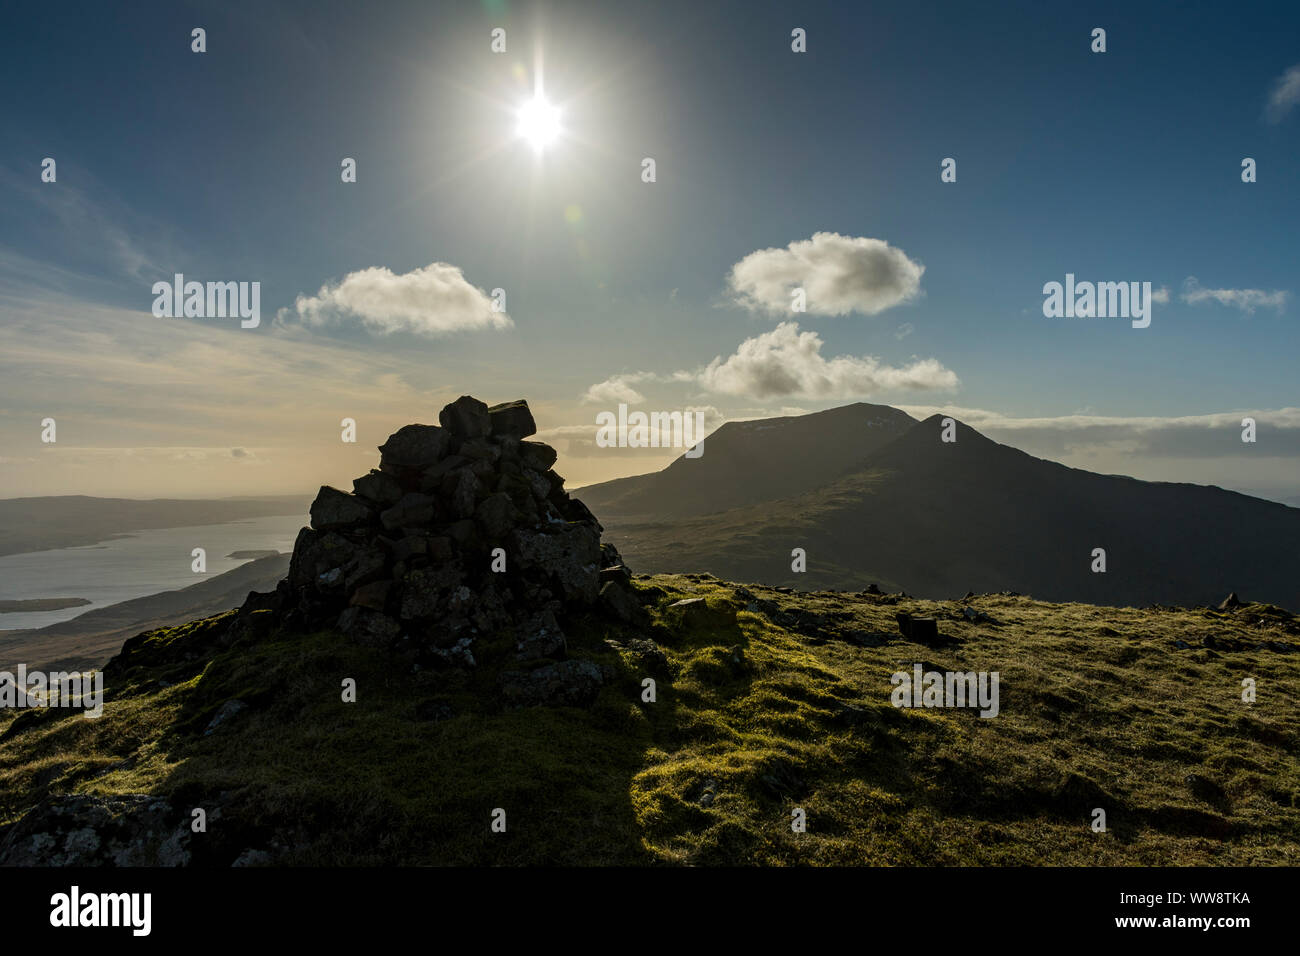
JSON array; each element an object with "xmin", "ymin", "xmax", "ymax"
[{"xmin": 240, "ymin": 396, "xmax": 644, "ymax": 705}]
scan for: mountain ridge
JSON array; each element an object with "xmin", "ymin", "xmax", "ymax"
[
  {"xmin": 578, "ymin": 402, "xmax": 917, "ymax": 519},
  {"xmin": 593, "ymin": 406, "xmax": 1300, "ymax": 609}
]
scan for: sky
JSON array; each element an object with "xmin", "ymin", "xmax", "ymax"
[{"xmin": 1, "ymin": 0, "xmax": 1297, "ymax": 502}]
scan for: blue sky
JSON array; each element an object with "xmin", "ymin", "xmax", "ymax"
[{"xmin": 1, "ymin": 0, "xmax": 1297, "ymax": 499}]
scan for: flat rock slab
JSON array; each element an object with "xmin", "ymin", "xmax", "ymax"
[{"xmin": 488, "ymin": 399, "xmax": 537, "ymax": 439}]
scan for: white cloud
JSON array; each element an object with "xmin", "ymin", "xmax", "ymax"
[
  {"xmin": 1180, "ymin": 276, "xmax": 1288, "ymax": 313},
  {"xmin": 1265, "ymin": 63, "xmax": 1300, "ymax": 123},
  {"xmin": 895, "ymin": 405, "xmax": 1300, "ymax": 433},
  {"xmin": 582, "ymin": 374, "xmax": 647, "ymax": 405},
  {"xmin": 286, "ymin": 262, "xmax": 513, "ymax": 337},
  {"xmin": 889, "ymin": 403, "xmax": 1300, "ymax": 506},
  {"xmin": 539, "ymin": 406, "xmax": 726, "ymax": 461},
  {"xmin": 894, "ymin": 322, "xmax": 914, "ymax": 340},
  {"xmin": 686, "ymin": 405, "xmax": 727, "ymax": 430},
  {"xmin": 580, "ymin": 368, "xmax": 696, "ymax": 404},
  {"xmin": 696, "ymin": 322, "xmax": 958, "ymax": 399},
  {"xmin": 726, "ymin": 232, "xmax": 924, "ymax": 317},
  {"xmin": 1151, "ymin": 286, "xmax": 1170, "ymax": 304}
]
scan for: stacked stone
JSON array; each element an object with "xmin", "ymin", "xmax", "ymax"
[{"xmin": 246, "ymin": 396, "xmax": 635, "ymax": 677}]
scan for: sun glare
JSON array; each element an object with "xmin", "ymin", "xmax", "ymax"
[{"xmin": 516, "ymin": 94, "xmax": 561, "ymax": 152}]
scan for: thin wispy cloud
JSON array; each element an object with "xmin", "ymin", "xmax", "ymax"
[
  {"xmin": 1264, "ymin": 63, "xmax": 1300, "ymax": 123},
  {"xmin": 899, "ymin": 404, "xmax": 1300, "ymax": 464},
  {"xmin": 0, "ymin": 164, "xmax": 170, "ymax": 285},
  {"xmin": 1180, "ymin": 276, "xmax": 1288, "ymax": 313},
  {"xmin": 898, "ymin": 405, "xmax": 1300, "ymax": 433},
  {"xmin": 0, "ymin": 295, "xmax": 473, "ymax": 494}
]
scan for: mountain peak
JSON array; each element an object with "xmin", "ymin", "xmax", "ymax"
[
  {"xmin": 579, "ymin": 402, "xmax": 918, "ymax": 519},
  {"xmin": 592, "ymin": 406, "xmax": 1300, "ymax": 609}
]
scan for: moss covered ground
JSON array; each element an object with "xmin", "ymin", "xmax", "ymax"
[{"xmin": 1, "ymin": 575, "xmax": 1296, "ymax": 865}]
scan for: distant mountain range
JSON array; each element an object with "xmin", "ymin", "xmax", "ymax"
[{"xmin": 583, "ymin": 403, "xmax": 1300, "ymax": 610}]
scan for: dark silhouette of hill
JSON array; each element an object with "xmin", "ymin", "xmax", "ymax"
[
  {"xmin": 578, "ymin": 402, "xmax": 916, "ymax": 518},
  {"xmin": 597, "ymin": 410, "xmax": 1300, "ymax": 609}
]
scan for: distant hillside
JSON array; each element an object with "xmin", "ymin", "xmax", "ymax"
[
  {"xmin": 578, "ymin": 403, "xmax": 916, "ymax": 519},
  {"xmin": 599, "ymin": 411, "xmax": 1300, "ymax": 610},
  {"xmin": 0, "ymin": 495, "xmax": 309, "ymax": 558}
]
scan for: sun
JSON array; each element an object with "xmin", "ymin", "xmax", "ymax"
[{"xmin": 516, "ymin": 94, "xmax": 561, "ymax": 152}]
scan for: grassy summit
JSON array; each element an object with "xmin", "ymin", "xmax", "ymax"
[{"xmin": 1, "ymin": 576, "xmax": 1296, "ymax": 865}]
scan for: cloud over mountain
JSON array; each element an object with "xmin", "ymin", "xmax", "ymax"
[
  {"xmin": 726, "ymin": 232, "xmax": 925, "ymax": 317},
  {"xmin": 582, "ymin": 369, "xmax": 696, "ymax": 405},
  {"xmin": 697, "ymin": 321, "xmax": 957, "ymax": 399},
  {"xmin": 582, "ymin": 375, "xmax": 646, "ymax": 405},
  {"xmin": 286, "ymin": 262, "xmax": 513, "ymax": 336}
]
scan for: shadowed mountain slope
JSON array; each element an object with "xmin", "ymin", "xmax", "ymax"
[
  {"xmin": 577, "ymin": 403, "xmax": 916, "ymax": 519},
  {"xmin": 598, "ymin": 413, "xmax": 1300, "ymax": 609}
]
